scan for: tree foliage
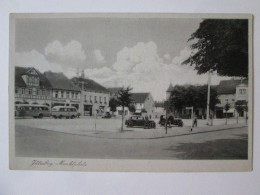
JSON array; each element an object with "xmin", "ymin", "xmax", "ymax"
[
  {"xmin": 109, "ymin": 97, "xmax": 118, "ymax": 113},
  {"xmin": 128, "ymin": 104, "xmax": 136, "ymax": 113},
  {"xmin": 182, "ymin": 19, "xmax": 248, "ymax": 78},
  {"xmin": 169, "ymin": 84, "xmax": 220, "ymax": 113}
]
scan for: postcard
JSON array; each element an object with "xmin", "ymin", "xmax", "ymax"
[{"xmin": 9, "ymin": 13, "xmax": 253, "ymax": 171}]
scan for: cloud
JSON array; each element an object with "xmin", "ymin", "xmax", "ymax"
[
  {"xmin": 13, "ymin": 49, "xmax": 77, "ymax": 79},
  {"xmin": 163, "ymin": 53, "xmax": 171, "ymax": 62},
  {"xmin": 172, "ymin": 47, "xmax": 192, "ymax": 66},
  {"xmin": 87, "ymin": 42, "xmax": 229, "ymax": 100},
  {"xmin": 13, "ymin": 50, "xmax": 63, "ymax": 73},
  {"xmin": 93, "ymin": 49, "xmax": 106, "ymax": 64},
  {"xmin": 45, "ymin": 40, "xmax": 86, "ymax": 69}
]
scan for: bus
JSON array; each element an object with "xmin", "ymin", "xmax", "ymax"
[
  {"xmin": 15, "ymin": 104, "xmax": 51, "ymax": 118},
  {"xmin": 51, "ymin": 106, "xmax": 80, "ymax": 119}
]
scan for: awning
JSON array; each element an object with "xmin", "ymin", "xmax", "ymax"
[{"xmin": 223, "ymin": 108, "xmax": 235, "ymax": 113}]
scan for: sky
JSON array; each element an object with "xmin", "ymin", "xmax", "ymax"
[{"xmin": 14, "ymin": 16, "xmax": 230, "ymax": 101}]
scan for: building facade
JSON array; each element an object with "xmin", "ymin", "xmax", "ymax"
[
  {"xmin": 15, "ymin": 67, "xmax": 52, "ymax": 107},
  {"xmin": 216, "ymin": 79, "xmax": 248, "ymax": 118},
  {"xmin": 131, "ymin": 93, "xmax": 155, "ymax": 117},
  {"xmin": 71, "ymin": 77, "xmax": 110, "ymax": 116},
  {"xmin": 44, "ymin": 71, "xmax": 81, "ymax": 110}
]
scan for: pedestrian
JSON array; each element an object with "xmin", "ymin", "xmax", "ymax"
[{"xmin": 193, "ymin": 115, "xmax": 198, "ymax": 127}]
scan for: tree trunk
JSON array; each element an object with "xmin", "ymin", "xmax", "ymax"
[
  {"xmin": 225, "ymin": 113, "xmax": 227, "ymax": 125},
  {"xmin": 121, "ymin": 106, "xmax": 124, "ymax": 132}
]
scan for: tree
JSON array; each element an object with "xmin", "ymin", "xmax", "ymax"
[
  {"xmin": 235, "ymin": 100, "xmax": 246, "ymax": 123},
  {"xmin": 169, "ymin": 84, "xmax": 219, "ymax": 117},
  {"xmin": 224, "ymin": 103, "xmax": 231, "ymax": 125},
  {"xmin": 182, "ymin": 19, "xmax": 248, "ymax": 78},
  {"xmin": 117, "ymin": 87, "xmax": 133, "ymax": 132},
  {"xmin": 128, "ymin": 104, "xmax": 136, "ymax": 113},
  {"xmin": 109, "ymin": 97, "xmax": 118, "ymax": 116}
]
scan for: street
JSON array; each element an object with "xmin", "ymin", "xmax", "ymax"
[{"xmin": 15, "ymin": 117, "xmax": 248, "ymax": 159}]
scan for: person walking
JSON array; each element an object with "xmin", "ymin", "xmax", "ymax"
[{"xmin": 193, "ymin": 115, "xmax": 198, "ymax": 127}]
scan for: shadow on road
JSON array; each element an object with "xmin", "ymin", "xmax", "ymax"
[{"xmin": 165, "ymin": 134, "xmax": 248, "ymax": 160}]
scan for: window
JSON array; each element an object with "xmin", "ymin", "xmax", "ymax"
[
  {"xmin": 239, "ymin": 89, "xmax": 246, "ymax": 95},
  {"xmin": 15, "ymin": 88, "xmax": 18, "ymax": 94},
  {"xmin": 66, "ymin": 92, "xmax": 70, "ymax": 99},
  {"xmin": 75, "ymin": 93, "xmax": 78, "ymax": 99},
  {"xmin": 28, "ymin": 88, "xmax": 32, "ymax": 95},
  {"xmin": 71, "ymin": 92, "xmax": 74, "ymax": 99},
  {"xmin": 84, "ymin": 95, "xmax": 87, "ymax": 100},
  {"xmin": 32, "ymin": 88, "xmax": 37, "ymax": 95},
  {"xmin": 37, "ymin": 89, "xmax": 40, "ymax": 95},
  {"xmin": 55, "ymin": 91, "xmax": 58, "ymax": 98},
  {"xmin": 90, "ymin": 95, "xmax": 92, "ymax": 102},
  {"xmin": 61, "ymin": 91, "xmax": 64, "ymax": 98},
  {"xmin": 95, "ymin": 96, "xmax": 97, "ymax": 102},
  {"xmin": 99, "ymin": 96, "xmax": 102, "ymax": 102},
  {"xmin": 104, "ymin": 97, "xmax": 106, "ymax": 103}
]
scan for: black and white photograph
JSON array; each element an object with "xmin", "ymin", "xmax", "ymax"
[{"xmin": 9, "ymin": 13, "xmax": 253, "ymax": 171}]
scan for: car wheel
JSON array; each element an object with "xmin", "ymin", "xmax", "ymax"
[
  {"xmin": 71, "ymin": 115, "xmax": 75, "ymax": 119},
  {"xmin": 38, "ymin": 113, "xmax": 43, "ymax": 119},
  {"xmin": 59, "ymin": 115, "xmax": 63, "ymax": 119},
  {"xmin": 53, "ymin": 115, "xmax": 57, "ymax": 119}
]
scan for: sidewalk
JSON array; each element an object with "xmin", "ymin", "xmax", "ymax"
[{"xmin": 41, "ymin": 123, "xmax": 247, "ymax": 140}]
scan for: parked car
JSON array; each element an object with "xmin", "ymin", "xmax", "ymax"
[
  {"xmin": 158, "ymin": 115, "xmax": 183, "ymax": 127},
  {"xmin": 51, "ymin": 106, "xmax": 79, "ymax": 119},
  {"xmin": 125, "ymin": 115, "xmax": 156, "ymax": 129},
  {"xmin": 102, "ymin": 112, "xmax": 112, "ymax": 119}
]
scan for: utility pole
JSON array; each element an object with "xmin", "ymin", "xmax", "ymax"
[{"xmin": 206, "ymin": 71, "xmax": 212, "ymax": 125}]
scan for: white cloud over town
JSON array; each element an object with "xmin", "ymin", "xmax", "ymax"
[
  {"xmin": 14, "ymin": 41, "xmax": 229, "ymax": 101},
  {"xmin": 45, "ymin": 40, "xmax": 86, "ymax": 69},
  {"xmin": 84, "ymin": 42, "xmax": 229, "ymax": 100},
  {"xmin": 93, "ymin": 49, "xmax": 106, "ymax": 64}
]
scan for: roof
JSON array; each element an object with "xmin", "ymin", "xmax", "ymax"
[
  {"xmin": 71, "ymin": 77, "xmax": 109, "ymax": 93},
  {"xmin": 44, "ymin": 71, "xmax": 80, "ymax": 91},
  {"xmin": 15, "ymin": 66, "xmax": 52, "ymax": 89},
  {"xmin": 217, "ymin": 79, "xmax": 248, "ymax": 95},
  {"xmin": 131, "ymin": 93, "xmax": 150, "ymax": 103},
  {"xmin": 166, "ymin": 83, "xmax": 174, "ymax": 92},
  {"xmin": 107, "ymin": 87, "xmax": 123, "ymax": 94}
]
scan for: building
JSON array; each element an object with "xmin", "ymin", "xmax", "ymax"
[
  {"xmin": 131, "ymin": 93, "xmax": 155, "ymax": 117},
  {"xmin": 216, "ymin": 79, "xmax": 248, "ymax": 118},
  {"xmin": 71, "ymin": 77, "xmax": 110, "ymax": 116},
  {"xmin": 15, "ymin": 67, "xmax": 52, "ymax": 107},
  {"xmin": 43, "ymin": 71, "xmax": 81, "ymax": 110}
]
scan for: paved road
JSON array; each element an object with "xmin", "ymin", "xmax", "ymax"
[{"xmin": 15, "ymin": 118, "xmax": 248, "ymax": 159}]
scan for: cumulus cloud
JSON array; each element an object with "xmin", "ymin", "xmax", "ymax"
[
  {"xmin": 13, "ymin": 50, "xmax": 63, "ymax": 73},
  {"xmin": 13, "ymin": 49, "xmax": 77, "ymax": 79},
  {"xmin": 93, "ymin": 49, "xmax": 106, "ymax": 64},
  {"xmin": 172, "ymin": 47, "xmax": 192, "ymax": 66},
  {"xmin": 45, "ymin": 40, "xmax": 86, "ymax": 69},
  {"xmin": 113, "ymin": 41, "xmax": 162, "ymax": 74},
  {"xmin": 87, "ymin": 42, "xmax": 228, "ymax": 100},
  {"xmin": 163, "ymin": 53, "xmax": 171, "ymax": 62}
]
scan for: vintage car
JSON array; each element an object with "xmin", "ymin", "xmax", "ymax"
[
  {"xmin": 125, "ymin": 115, "xmax": 156, "ymax": 129},
  {"xmin": 102, "ymin": 112, "xmax": 112, "ymax": 119},
  {"xmin": 158, "ymin": 115, "xmax": 184, "ymax": 127}
]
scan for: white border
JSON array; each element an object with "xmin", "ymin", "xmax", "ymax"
[{"xmin": 9, "ymin": 13, "xmax": 253, "ymax": 172}]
